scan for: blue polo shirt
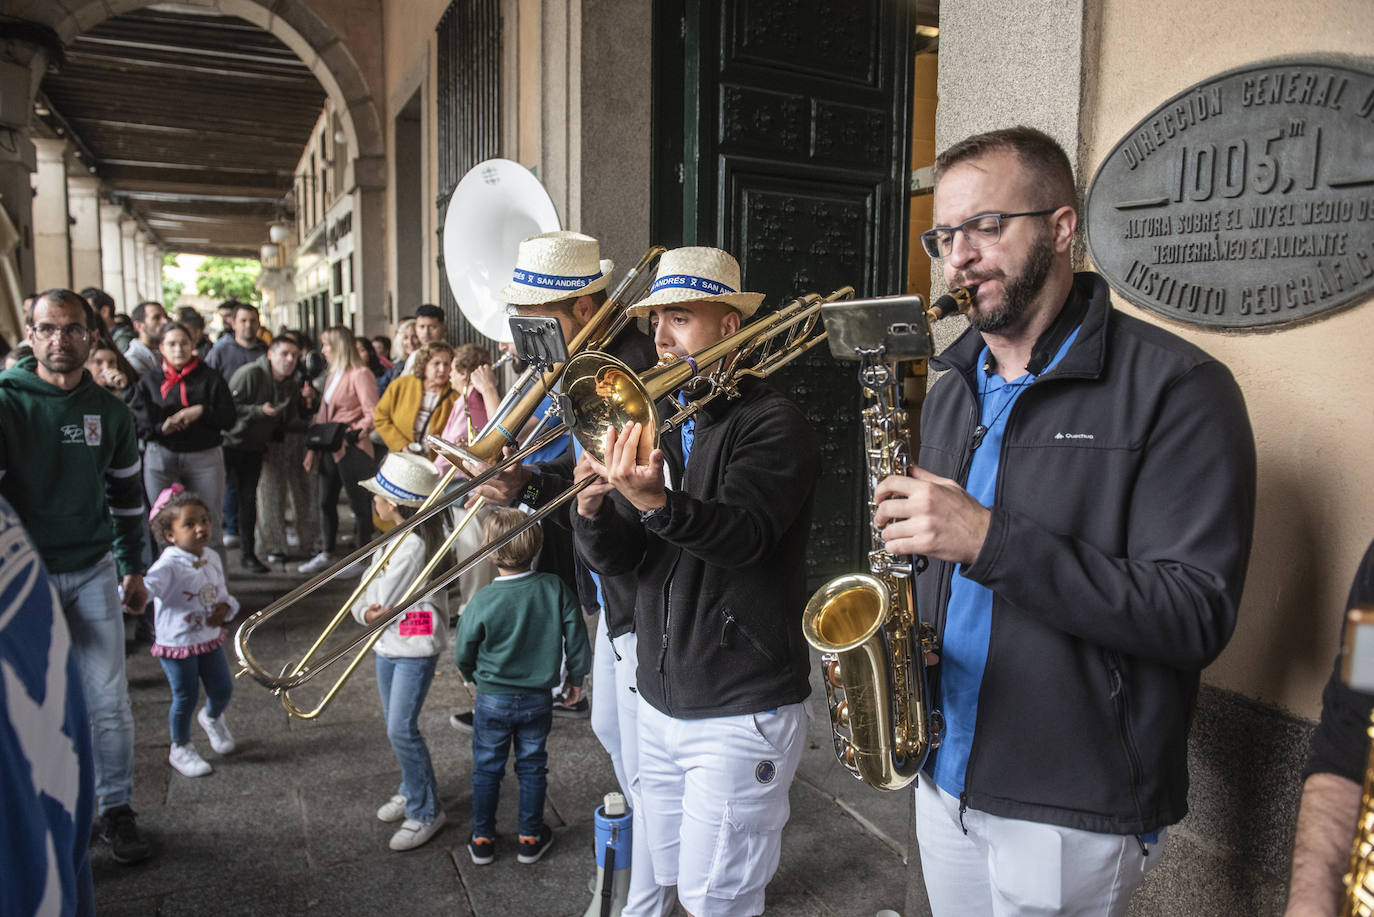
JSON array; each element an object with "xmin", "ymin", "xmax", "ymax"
[
  {"xmin": 930, "ymin": 328, "xmax": 1078, "ymax": 797},
  {"xmin": 524, "ymin": 393, "xmax": 571, "ymax": 464}
]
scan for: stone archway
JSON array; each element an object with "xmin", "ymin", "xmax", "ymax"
[
  {"xmin": 25, "ymin": 0, "xmax": 388, "ymax": 331},
  {"xmin": 36, "ymin": 0, "xmax": 384, "ymax": 183}
]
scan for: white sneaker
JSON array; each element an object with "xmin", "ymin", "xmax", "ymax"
[
  {"xmin": 389, "ymin": 810, "xmax": 447, "ymax": 851},
  {"xmin": 377, "ymin": 794, "xmax": 407, "ymax": 823},
  {"xmin": 197, "ymin": 707, "xmax": 236, "ymax": 754},
  {"xmin": 169, "ymin": 743, "xmax": 212, "ymax": 777},
  {"xmin": 285, "ymin": 526, "xmax": 300, "ymax": 549},
  {"xmin": 223, "ymin": 533, "xmax": 241, "ymax": 548},
  {"xmin": 298, "ymin": 552, "xmax": 333, "ymax": 575}
]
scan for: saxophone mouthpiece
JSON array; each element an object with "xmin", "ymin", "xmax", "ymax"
[{"xmin": 927, "ymin": 285, "xmax": 976, "ymax": 322}]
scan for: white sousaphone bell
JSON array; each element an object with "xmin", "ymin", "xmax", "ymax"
[{"xmin": 442, "ymin": 158, "xmax": 562, "ymax": 342}]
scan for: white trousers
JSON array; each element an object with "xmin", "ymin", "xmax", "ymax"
[
  {"xmin": 589, "ymin": 615, "xmax": 673, "ymax": 917},
  {"xmin": 637, "ymin": 697, "xmax": 806, "ymax": 917},
  {"xmin": 915, "ymin": 777, "xmax": 1165, "ymax": 917}
]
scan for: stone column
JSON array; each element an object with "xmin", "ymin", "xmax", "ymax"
[
  {"xmin": 0, "ymin": 34, "xmax": 51, "ymax": 304},
  {"xmin": 146, "ymin": 244, "xmax": 162, "ymax": 305},
  {"xmin": 132, "ymin": 232, "xmax": 149, "ymax": 303},
  {"xmin": 32, "ymin": 137, "xmax": 71, "ymax": 291},
  {"xmin": 67, "ymin": 174, "xmax": 102, "ymax": 293},
  {"xmin": 120, "ymin": 220, "xmax": 140, "ymax": 312},
  {"xmin": 99, "ymin": 198, "xmax": 126, "ymax": 309}
]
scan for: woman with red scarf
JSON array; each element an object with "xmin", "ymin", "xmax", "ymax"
[{"xmin": 131, "ymin": 321, "xmax": 236, "ymax": 561}]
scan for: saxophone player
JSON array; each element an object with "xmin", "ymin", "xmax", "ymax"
[
  {"xmin": 572, "ymin": 247, "xmax": 820, "ymax": 917},
  {"xmin": 872, "ymin": 127, "xmax": 1257, "ymax": 915},
  {"xmin": 1285, "ymin": 539, "xmax": 1374, "ymax": 917}
]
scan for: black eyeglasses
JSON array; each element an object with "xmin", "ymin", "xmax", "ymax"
[
  {"xmin": 29, "ymin": 322, "xmax": 91, "ymax": 342},
  {"xmin": 919, "ymin": 209, "xmax": 1057, "ymax": 259}
]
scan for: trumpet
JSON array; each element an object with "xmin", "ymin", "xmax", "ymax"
[
  {"xmin": 235, "ymin": 284, "xmax": 854, "ymax": 710},
  {"xmin": 232, "ymin": 245, "xmax": 666, "ymax": 716}
]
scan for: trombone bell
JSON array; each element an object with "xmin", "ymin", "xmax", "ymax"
[{"xmin": 564, "ymin": 353, "xmax": 661, "ymax": 464}]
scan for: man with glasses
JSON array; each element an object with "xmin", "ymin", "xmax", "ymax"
[
  {"xmin": 874, "ymin": 126, "xmax": 1256, "ymax": 915},
  {"xmin": 0, "ymin": 289, "xmax": 153, "ymax": 864}
]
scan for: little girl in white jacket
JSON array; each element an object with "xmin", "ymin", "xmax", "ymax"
[{"xmin": 351, "ymin": 452, "xmax": 450, "ymax": 852}]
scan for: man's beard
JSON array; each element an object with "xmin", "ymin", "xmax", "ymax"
[{"xmin": 961, "ymin": 230, "xmax": 1055, "ymax": 335}]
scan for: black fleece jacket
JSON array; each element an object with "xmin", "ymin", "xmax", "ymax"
[
  {"xmin": 918, "ymin": 272, "xmax": 1257, "ymax": 834},
  {"xmin": 129, "ymin": 360, "xmax": 236, "ymax": 452},
  {"xmin": 572, "ymin": 376, "xmax": 820, "ymax": 718}
]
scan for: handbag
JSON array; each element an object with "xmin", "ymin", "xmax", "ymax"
[{"xmin": 304, "ymin": 421, "xmax": 347, "ymax": 452}]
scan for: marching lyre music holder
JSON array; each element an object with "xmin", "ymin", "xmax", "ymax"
[
  {"xmin": 820, "ymin": 295, "xmax": 934, "ymax": 361},
  {"xmin": 508, "ymin": 316, "xmax": 570, "ymax": 372}
]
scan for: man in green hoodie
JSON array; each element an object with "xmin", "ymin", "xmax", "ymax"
[{"xmin": 0, "ymin": 288, "xmax": 153, "ymax": 864}]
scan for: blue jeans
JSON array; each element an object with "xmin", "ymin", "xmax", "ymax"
[
  {"xmin": 471, "ymin": 692, "xmax": 553, "ymax": 838},
  {"xmin": 157, "ymin": 646, "xmax": 233, "ymax": 746},
  {"xmin": 376, "ymin": 654, "xmax": 440, "ymax": 821},
  {"xmin": 51, "ymin": 554, "xmax": 134, "ymax": 814}
]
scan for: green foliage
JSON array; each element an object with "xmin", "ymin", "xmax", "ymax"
[
  {"xmin": 161, "ymin": 267, "xmax": 185, "ymax": 308},
  {"xmin": 194, "ymin": 257, "xmax": 262, "ymax": 304}
]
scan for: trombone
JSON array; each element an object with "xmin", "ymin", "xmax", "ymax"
[
  {"xmin": 232, "ymin": 246, "xmax": 666, "ymax": 716},
  {"xmin": 234, "ymin": 284, "xmax": 855, "ymax": 711}
]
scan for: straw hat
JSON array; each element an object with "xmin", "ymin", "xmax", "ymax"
[
  {"xmin": 495, "ymin": 231, "xmax": 614, "ymax": 306},
  {"xmin": 360, "ymin": 452, "xmax": 441, "ymax": 507},
  {"xmin": 626, "ymin": 247, "xmax": 765, "ymax": 319}
]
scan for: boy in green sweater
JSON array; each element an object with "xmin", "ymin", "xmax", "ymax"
[{"xmin": 454, "ymin": 507, "xmax": 590, "ymax": 866}]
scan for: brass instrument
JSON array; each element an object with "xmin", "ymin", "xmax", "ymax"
[
  {"xmin": 1340, "ymin": 606, "xmax": 1374, "ymax": 915},
  {"xmin": 801, "ymin": 287, "xmax": 973, "ymax": 790},
  {"xmin": 236, "ymin": 284, "xmax": 854, "ymax": 708},
  {"xmin": 232, "ymin": 244, "xmax": 667, "ymax": 716}
]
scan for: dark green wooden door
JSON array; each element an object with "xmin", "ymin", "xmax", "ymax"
[{"xmin": 653, "ymin": 0, "xmax": 914, "ymax": 585}]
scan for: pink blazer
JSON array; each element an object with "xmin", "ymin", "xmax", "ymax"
[{"xmin": 316, "ymin": 366, "xmax": 379, "ymax": 461}]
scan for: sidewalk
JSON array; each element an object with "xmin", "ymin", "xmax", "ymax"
[{"xmin": 92, "ymin": 552, "xmax": 911, "ymax": 916}]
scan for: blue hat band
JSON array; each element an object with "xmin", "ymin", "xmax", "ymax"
[
  {"xmin": 511, "ymin": 268, "xmax": 602, "ymax": 291},
  {"xmin": 649, "ymin": 274, "xmax": 738, "ymax": 297},
  {"xmin": 373, "ymin": 470, "xmax": 425, "ymax": 502}
]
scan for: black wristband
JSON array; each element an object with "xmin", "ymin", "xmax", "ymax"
[{"xmin": 519, "ymin": 477, "xmax": 541, "ymax": 507}]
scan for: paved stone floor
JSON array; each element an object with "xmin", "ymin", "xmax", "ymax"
[{"xmin": 91, "ymin": 547, "xmax": 913, "ymax": 916}]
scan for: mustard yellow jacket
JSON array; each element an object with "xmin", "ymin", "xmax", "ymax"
[{"xmin": 373, "ymin": 375, "xmax": 457, "ymax": 454}]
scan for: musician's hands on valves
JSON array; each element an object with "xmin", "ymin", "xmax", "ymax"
[
  {"xmin": 585, "ymin": 422, "xmax": 666, "ymax": 515},
  {"xmin": 873, "ymin": 466, "xmax": 991, "ymax": 570}
]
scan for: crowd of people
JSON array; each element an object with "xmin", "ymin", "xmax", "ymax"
[{"xmin": 3, "ymin": 125, "xmax": 1373, "ymax": 917}]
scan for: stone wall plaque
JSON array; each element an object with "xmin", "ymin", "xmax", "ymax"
[{"xmin": 1085, "ymin": 58, "xmax": 1374, "ymax": 330}]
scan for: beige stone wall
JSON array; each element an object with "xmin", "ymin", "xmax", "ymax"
[{"xmin": 1082, "ymin": 0, "xmax": 1372, "ymax": 717}]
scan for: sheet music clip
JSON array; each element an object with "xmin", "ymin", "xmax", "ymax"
[
  {"xmin": 820, "ymin": 295, "xmax": 935, "ymax": 361},
  {"xmin": 508, "ymin": 316, "xmax": 570, "ymax": 373}
]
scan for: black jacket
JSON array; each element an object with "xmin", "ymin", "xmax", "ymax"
[
  {"xmin": 573, "ymin": 376, "xmax": 820, "ymax": 718},
  {"xmin": 918, "ymin": 272, "xmax": 1256, "ymax": 834},
  {"xmin": 129, "ymin": 360, "xmax": 236, "ymax": 452},
  {"xmin": 525, "ymin": 324, "xmax": 657, "ymax": 632}
]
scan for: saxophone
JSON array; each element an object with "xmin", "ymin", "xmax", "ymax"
[
  {"xmin": 1341, "ymin": 605, "xmax": 1374, "ymax": 915},
  {"xmin": 1344, "ymin": 711, "xmax": 1374, "ymax": 916},
  {"xmin": 802, "ymin": 288, "xmax": 972, "ymax": 791}
]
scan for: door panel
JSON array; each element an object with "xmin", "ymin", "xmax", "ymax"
[{"xmin": 655, "ymin": 0, "xmax": 913, "ymax": 586}]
